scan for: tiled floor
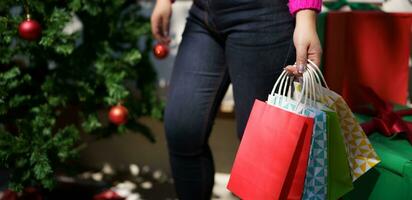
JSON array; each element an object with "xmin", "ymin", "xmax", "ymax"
[
  {"xmin": 76, "ymin": 117, "xmax": 241, "ymax": 200},
  {"xmin": 0, "ymin": 172, "xmax": 239, "ymax": 200},
  {"xmin": 1, "ymin": 117, "xmax": 241, "ymax": 200}
]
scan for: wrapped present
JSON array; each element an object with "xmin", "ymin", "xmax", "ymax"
[
  {"xmin": 344, "ymin": 88, "xmax": 412, "ymax": 199},
  {"xmin": 322, "ymin": 11, "xmax": 412, "ymax": 108},
  {"xmin": 344, "ymin": 120, "xmax": 412, "ymax": 200},
  {"xmin": 316, "ymin": 0, "xmax": 381, "ymax": 70},
  {"xmin": 358, "ymin": 87, "xmax": 412, "ymax": 144}
]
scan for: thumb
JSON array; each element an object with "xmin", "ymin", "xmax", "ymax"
[{"xmin": 295, "ymin": 44, "xmax": 308, "ymax": 73}]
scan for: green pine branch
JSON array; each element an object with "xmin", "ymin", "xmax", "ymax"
[{"xmin": 0, "ymin": 0, "xmax": 164, "ymax": 191}]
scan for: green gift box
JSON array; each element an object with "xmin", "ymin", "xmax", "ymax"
[{"xmin": 344, "ymin": 112, "xmax": 412, "ymax": 200}]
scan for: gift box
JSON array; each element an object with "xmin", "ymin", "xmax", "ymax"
[
  {"xmin": 323, "ymin": 11, "xmax": 412, "ymax": 109},
  {"xmin": 343, "ymin": 111, "xmax": 412, "ymax": 200}
]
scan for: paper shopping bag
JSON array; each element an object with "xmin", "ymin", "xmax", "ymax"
[
  {"xmin": 227, "ymin": 99, "xmax": 314, "ymax": 199},
  {"xmin": 321, "ymin": 91, "xmax": 381, "ymax": 181},
  {"xmin": 292, "ymin": 75, "xmax": 353, "ymax": 199},
  {"xmin": 269, "ymin": 93, "xmax": 328, "ymax": 200},
  {"xmin": 325, "ymin": 111, "xmax": 354, "ymax": 200},
  {"xmin": 293, "ymin": 81, "xmax": 356, "ymax": 200},
  {"xmin": 305, "ymin": 61, "xmax": 381, "ymax": 181},
  {"xmin": 267, "ymin": 71, "xmax": 322, "ymax": 200}
]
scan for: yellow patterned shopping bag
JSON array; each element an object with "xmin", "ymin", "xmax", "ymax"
[
  {"xmin": 319, "ymin": 92, "xmax": 380, "ymax": 180},
  {"xmin": 302, "ymin": 60, "xmax": 381, "ymax": 181},
  {"xmin": 294, "ymin": 81, "xmax": 380, "ymax": 181}
]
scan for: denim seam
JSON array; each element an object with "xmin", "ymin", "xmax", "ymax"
[
  {"xmin": 203, "ymin": 2, "xmax": 210, "ymax": 29},
  {"xmin": 204, "ymin": 0, "xmax": 223, "ymax": 37}
]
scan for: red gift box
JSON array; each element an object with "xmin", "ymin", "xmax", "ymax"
[{"xmin": 323, "ymin": 11, "xmax": 412, "ymax": 109}]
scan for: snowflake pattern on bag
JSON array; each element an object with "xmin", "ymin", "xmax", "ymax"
[{"xmin": 268, "ymin": 94, "xmax": 328, "ymax": 200}]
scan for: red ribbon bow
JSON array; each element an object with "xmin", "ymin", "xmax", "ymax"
[{"xmin": 359, "ymin": 87, "xmax": 412, "ymax": 144}]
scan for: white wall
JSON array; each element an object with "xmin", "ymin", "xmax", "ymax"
[{"xmin": 383, "ymin": 0, "xmax": 412, "ymax": 12}]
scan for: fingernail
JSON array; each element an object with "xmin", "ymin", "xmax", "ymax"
[{"xmin": 298, "ymin": 64, "xmax": 305, "ymax": 73}]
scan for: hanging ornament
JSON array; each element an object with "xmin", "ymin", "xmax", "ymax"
[
  {"xmin": 93, "ymin": 189, "xmax": 124, "ymax": 200},
  {"xmin": 18, "ymin": 14, "xmax": 42, "ymax": 41},
  {"xmin": 153, "ymin": 43, "xmax": 169, "ymax": 59},
  {"xmin": 108, "ymin": 104, "xmax": 128, "ymax": 125},
  {"xmin": 0, "ymin": 189, "xmax": 17, "ymax": 200}
]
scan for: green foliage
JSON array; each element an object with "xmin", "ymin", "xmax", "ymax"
[
  {"xmin": 323, "ymin": 0, "xmax": 381, "ymax": 10},
  {"xmin": 0, "ymin": 0, "xmax": 163, "ymax": 191}
]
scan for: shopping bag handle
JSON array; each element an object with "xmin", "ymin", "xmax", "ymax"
[
  {"xmin": 302, "ymin": 69, "xmax": 317, "ymax": 107},
  {"xmin": 292, "ymin": 69, "xmax": 313, "ymax": 109},
  {"xmin": 277, "ymin": 71, "xmax": 295, "ymax": 106},
  {"xmin": 291, "ymin": 60, "xmax": 322, "ymax": 108},
  {"xmin": 306, "ymin": 66, "xmax": 322, "ymax": 102},
  {"xmin": 270, "ymin": 69, "xmax": 304, "ymax": 103},
  {"xmin": 309, "ymin": 67, "xmax": 323, "ymax": 106},
  {"xmin": 271, "ymin": 70, "xmax": 289, "ymax": 96},
  {"xmin": 307, "ymin": 60, "xmax": 329, "ymax": 89},
  {"xmin": 268, "ymin": 60, "xmax": 323, "ymax": 112},
  {"xmin": 270, "ymin": 65, "xmax": 315, "ymax": 107}
]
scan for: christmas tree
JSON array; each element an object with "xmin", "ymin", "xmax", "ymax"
[{"xmin": 0, "ymin": 0, "xmax": 163, "ymax": 191}]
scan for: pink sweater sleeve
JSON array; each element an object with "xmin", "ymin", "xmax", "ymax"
[{"xmin": 288, "ymin": 0, "xmax": 322, "ymax": 15}]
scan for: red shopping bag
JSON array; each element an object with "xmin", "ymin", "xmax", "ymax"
[{"xmin": 227, "ymin": 100, "xmax": 314, "ymax": 199}]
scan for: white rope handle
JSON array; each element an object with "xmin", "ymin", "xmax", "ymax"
[
  {"xmin": 268, "ymin": 61, "xmax": 324, "ymax": 112},
  {"xmin": 278, "ymin": 71, "xmax": 290, "ymax": 105},
  {"xmin": 307, "ymin": 60, "xmax": 329, "ymax": 89},
  {"xmin": 307, "ymin": 67, "xmax": 318, "ymax": 107},
  {"xmin": 279, "ymin": 72, "xmax": 289, "ymax": 96},
  {"xmin": 300, "ymin": 71, "xmax": 311, "ymax": 106},
  {"xmin": 287, "ymin": 75, "xmax": 294, "ymax": 98},
  {"xmin": 270, "ymin": 70, "xmax": 289, "ymax": 96},
  {"xmin": 305, "ymin": 70, "xmax": 316, "ymax": 106},
  {"xmin": 306, "ymin": 66, "xmax": 321, "ymax": 102},
  {"xmin": 306, "ymin": 64, "xmax": 322, "ymax": 87},
  {"xmin": 294, "ymin": 60, "xmax": 323, "ymax": 107},
  {"xmin": 280, "ymin": 72, "xmax": 293, "ymax": 98}
]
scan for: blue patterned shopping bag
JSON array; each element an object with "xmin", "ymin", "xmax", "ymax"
[
  {"xmin": 268, "ymin": 71, "xmax": 328, "ymax": 200},
  {"xmin": 268, "ymin": 93, "xmax": 328, "ymax": 200}
]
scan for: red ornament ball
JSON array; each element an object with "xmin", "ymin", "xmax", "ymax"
[
  {"xmin": 108, "ymin": 105, "xmax": 128, "ymax": 125},
  {"xmin": 153, "ymin": 43, "xmax": 169, "ymax": 59},
  {"xmin": 18, "ymin": 18, "xmax": 42, "ymax": 41},
  {"xmin": 93, "ymin": 190, "xmax": 123, "ymax": 200}
]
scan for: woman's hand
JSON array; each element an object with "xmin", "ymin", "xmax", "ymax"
[
  {"xmin": 151, "ymin": 0, "xmax": 172, "ymax": 44},
  {"xmin": 286, "ymin": 10, "xmax": 322, "ymax": 76}
]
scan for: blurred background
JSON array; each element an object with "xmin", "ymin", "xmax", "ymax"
[{"xmin": 0, "ymin": 0, "xmax": 411, "ymax": 200}]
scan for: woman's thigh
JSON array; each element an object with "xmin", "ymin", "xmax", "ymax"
[
  {"xmin": 164, "ymin": 13, "xmax": 229, "ymax": 154},
  {"xmin": 223, "ymin": 1, "xmax": 296, "ymax": 138}
]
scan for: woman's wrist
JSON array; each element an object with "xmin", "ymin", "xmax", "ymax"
[
  {"xmin": 157, "ymin": 0, "xmax": 173, "ymax": 4},
  {"xmin": 295, "ymin": 9, "xmax": 317, "ymax": 30}
]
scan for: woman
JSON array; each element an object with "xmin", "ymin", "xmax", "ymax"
[{"xmin": 151, "ymin": 0, "xmax": 322, "ymax": 199}]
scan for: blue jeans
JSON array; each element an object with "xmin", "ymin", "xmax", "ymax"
[{"xmin": 164, "ymin": 0, "xmax": 295, "ymax": 199}]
